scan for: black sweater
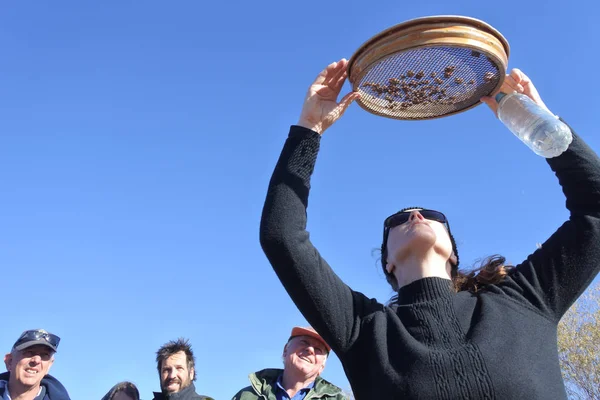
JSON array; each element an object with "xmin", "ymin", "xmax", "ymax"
[{"xmin": 259, "ymin": 125, "xmax": 600, "ymax": 400}]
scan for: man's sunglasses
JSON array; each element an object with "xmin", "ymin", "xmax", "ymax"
[{"xmin": 13, "ymin": 329, "xmax": 61, "ymax": 350}]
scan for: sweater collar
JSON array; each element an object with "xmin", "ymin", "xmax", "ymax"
[{"xmin": 396, "ymin": 277, "xmax": 455, "ymax": 305}]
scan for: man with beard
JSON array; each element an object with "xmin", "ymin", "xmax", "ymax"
[
  {"xmin": 232, "ymin": 327, "xmax": 347, "ymax": 400},
  {"xmin": 0, "ymin": 329, "xmax": 71, "ymax": 400},
  {"xmin": 152, "ymin": 338, "xmax": 214, "ymax": 400}
]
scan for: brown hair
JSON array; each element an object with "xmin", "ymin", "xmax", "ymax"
[
  {"xmin": 155, "ymin": 338, "xmax": 196, "ymax": 381},
  {"xmin": 101, "ymin": 381, "xmax": 140, "ymax": 400},
  {"xmin": 451, "ymin": 255, "xmax": 514, "ymax": 293}
]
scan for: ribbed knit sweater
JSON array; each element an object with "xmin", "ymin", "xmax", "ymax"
[{"xmin": 259, "ymin": 124, "xmax": 600, "ymax": 399}]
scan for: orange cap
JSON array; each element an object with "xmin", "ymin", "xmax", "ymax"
[{"xmin": 289, "ymin": 326, "xmax": 331, "ymax": 353}]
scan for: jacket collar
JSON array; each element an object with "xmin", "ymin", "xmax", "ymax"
[
  {"xmin": 152, "ymin": 383, "xmax": 213, "ymax": 400},
  {"xmin": 0, "ymin": 372, "xmax": 71, "ymax": 400},
  {"xmin": 249, "ymin": 368, "xmax": 342, "ymax": 398}
]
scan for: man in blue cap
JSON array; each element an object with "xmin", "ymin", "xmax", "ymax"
[{"xmin": 1, "ymin": 329, "xmax": 71, "ymax": 400}]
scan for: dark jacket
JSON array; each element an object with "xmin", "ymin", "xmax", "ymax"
[
  {"xmin": 152, "ymin": 383, "xmax": 214, "ymax": 400},
  {"xmin": 0, "ymin": 372, "xmax": 71, "ymax": 400},
  {"xmin": 232, "ymin": 368, "xmax": 346, "ymax": 400}
]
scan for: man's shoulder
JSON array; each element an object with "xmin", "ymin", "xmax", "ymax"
[
  {"xmin": 0, "ymin": 374, "xmax": 6, "ymax": 397},
  {"xmin": 0, "ymin": 372, "xmax": 8, "ymax": 393},
  {"xmin": 41, "ymin": 374, "xmax": 71, "ymax": 400},
  {"xmin": 314, "ymin": 376, "xmax": 347, "ymax": 399},
  {"xmin": 231, "ymin": 369, "xmax": 282, "ymax": 400},
  {"xmin": 231, "ymin": 385, "xmax": 257, "ymax": 400},
  {"xmin": 190, "ymin": 384, "xmax": 214, "ymax": 400},
  {"xmin": 0, "ymin": 373, "xmax": 70, "ymax": 400},
  {"xmin": 250, "ymin": 368, "xmax": 281, "ymax": 383}
]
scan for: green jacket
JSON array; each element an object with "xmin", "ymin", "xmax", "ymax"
[{"xmin": 232, "ymin": 369, "xmax": 347, "ymax": 400}]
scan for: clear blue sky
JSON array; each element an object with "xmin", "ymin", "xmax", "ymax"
[{"xmin": 0, "ymin": 1, "xmax": 598, "ymax": 399}]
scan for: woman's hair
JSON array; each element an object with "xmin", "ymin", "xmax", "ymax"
[
  {"xmin": 451, "ymin": 255, "xmax": 514, "ymax": 293},
  {"xmin": 101, "ymin": 381, "xmax": 140, "ymax": 400}
]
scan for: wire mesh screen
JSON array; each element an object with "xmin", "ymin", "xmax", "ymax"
[{"xmin": 352, "ymin": 46, "xmax": 503, "ymax": 120}]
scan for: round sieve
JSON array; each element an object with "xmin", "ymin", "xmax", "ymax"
[{"xmin": 347, "ymin": 16, "xmax": 510, "ymax": 120}]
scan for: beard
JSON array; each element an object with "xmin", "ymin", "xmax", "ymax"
[{"xmin": 161, "ymin": 377, "xmax": 191, "ymax": 393}]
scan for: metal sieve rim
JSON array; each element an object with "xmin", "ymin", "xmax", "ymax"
[{"xmin": 348, "ymin": 15, "xmax": 510, "ymax": 79}]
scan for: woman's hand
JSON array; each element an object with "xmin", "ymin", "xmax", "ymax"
[
  {"xmin": 481, "ymin": 68, "xmax": 551, "ymax": 116},
  {"xmin": 297, "ymin": 59, "xmax": 360, "ymax": 135}
]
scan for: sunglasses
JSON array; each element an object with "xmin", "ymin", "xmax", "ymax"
[
  {"xmin": 13, "ymin": 329, "xmax": 61, "ymax": 350},
  {"xmin": 383, "ymin": 208, "xmax": 450, "ymax": 247},
  {"xmin": 384, "ymin": 209, "xmax": 449, "ymax": 230}
]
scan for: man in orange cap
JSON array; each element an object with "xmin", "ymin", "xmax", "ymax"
[{"xmin": 232, "ymin": 326, "xmax": 347, "ymax": 400}]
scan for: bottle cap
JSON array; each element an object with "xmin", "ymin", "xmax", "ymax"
[{"xmin": 495, "ymin": 92, "xmax": 506, "ymax": 103}]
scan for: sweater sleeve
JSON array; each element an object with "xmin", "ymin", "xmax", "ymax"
[
  {"xmin": 504, "ymin": 124, "xmax": 600, "ymax": 321},
  {"xmin": 259, "ymin": 125, "xmax": 382, "ymax": 354}
]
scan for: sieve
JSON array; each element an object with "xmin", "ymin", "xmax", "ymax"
[{"xmin": 347, "ymin": 16, "xmax": 510, "ymax": 120}]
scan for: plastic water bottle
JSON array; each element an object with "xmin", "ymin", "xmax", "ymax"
[{"xmin": 496, "ymin": 92, "xmax": 572, "ymax": 158}]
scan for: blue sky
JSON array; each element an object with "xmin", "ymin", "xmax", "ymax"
[{"xmin": 0, "ymin": 1, "xmax": 598, "ymax": 399}]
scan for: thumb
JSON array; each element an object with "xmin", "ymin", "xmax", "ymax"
[
  {"xmin": 336, "ymin": 92, "xmax": 360, "ymax": 114},
  {"xmin": 320, "ymin": 92, "xmax": 360, "ymax": 134},
  {"xmin": 480, "ymin": 96, "xmax": 498, "ymax": 117}
]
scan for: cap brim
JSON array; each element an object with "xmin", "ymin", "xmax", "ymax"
[
  {"xmin": 13, "ymin": 340, "xmax": 57, "ymax": 353},
  {"xmin": 290, "ymin": 327, "xmax": 331, "ymax": 352}
]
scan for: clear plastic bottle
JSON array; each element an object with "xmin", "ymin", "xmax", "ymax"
[{"xmin": 496, "ymin": 92, "xmax": 572, "ymax": 158}]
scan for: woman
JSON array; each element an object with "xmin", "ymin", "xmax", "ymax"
[
  {"xmin": 101, "ymin": 381, "xmax": 140, "ymax": 400},
  {"xmin": 259, "ymin": 59, "xmax": 600, "ymax": 399}
]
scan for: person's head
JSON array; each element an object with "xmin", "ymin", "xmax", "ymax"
[
  {"xmin": 282, "ymin": 327, "xmax": 329, "ymax": 381},
  {"xmin": 156, "ymin": 338, "xmax": 196, "ymax": 394},
  {"xmin": 3, "ymin": 329, "xmax": 60, "ymax": 392},
  {"xmin": 101, "ymin": 381, "xmax": 140, "ymax": 400},
  {"xmin": 381, "ymin": 207, "xmax": 459, "ymax": 291}
]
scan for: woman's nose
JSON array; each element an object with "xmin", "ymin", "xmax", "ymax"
[{"xmin": 409, "ymin": 210, "xmax": 424, "ymax": 221}]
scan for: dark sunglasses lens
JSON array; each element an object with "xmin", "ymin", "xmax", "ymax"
[
  {"xmin": 48, "ymin": 334, "xmax": 60, "ymax": 347},
  {"xmin": 386, "ymin": 210, "xmax": 448, "ymax": 227},
  {"xmin": 420, "ymin": 210, "xmax": 447, "ymax": 223},
  {"xmin": 19, "ymin": 330, "xmax": 60, "ymax": 348},
  {"xmin": 38, "ymin": 332, "xmax": 59, "ymax": 347},
  {"xmin": 385, "ymin": 213, "xmax": 410, "ymax": 228}
]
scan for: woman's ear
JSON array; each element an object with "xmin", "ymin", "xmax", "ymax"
[
  {"xmin": 386, "ymin": 263, "xmax": 395, "ymax": 274},
  {"xmin": 450, "ymin": 252, "xmax": 458, "ymax": 266}
]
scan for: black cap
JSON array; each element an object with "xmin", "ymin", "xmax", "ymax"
[{"xmin": 12, "ymin": 329, "xmax": 60, "ymax": 352}]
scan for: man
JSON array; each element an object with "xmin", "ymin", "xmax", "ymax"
[
  {"xmin": 0, "ymin": 329, "xmax": 70, "ymax": 400},
  {"xmin": 232, "ymin": 327, "xmax": 347, "ymax": 400},
  {"xmin": 152, "ymin": 338, "xmax": 214, "ymax": 400}
]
